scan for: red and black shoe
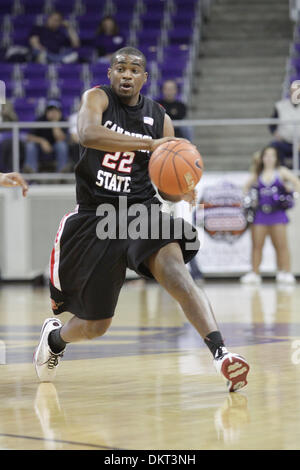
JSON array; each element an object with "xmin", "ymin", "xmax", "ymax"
[{"xmin": 214, "ymin": 347, "xmax": 250, "ymax": 392}]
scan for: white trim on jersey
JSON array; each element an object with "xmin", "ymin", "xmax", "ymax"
[{"xmin": 50, "ymin": 205, "xmax": 79, "ymax": 291}]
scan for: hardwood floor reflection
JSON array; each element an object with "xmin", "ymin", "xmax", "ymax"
[{"xmin": 0, "ymin": 281, "xmax": 299, "ymax": 449}]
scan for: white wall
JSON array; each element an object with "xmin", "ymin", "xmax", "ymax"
[{"xmin": 1, "ymin": 175, "xmax": 299, "ymax": 280}]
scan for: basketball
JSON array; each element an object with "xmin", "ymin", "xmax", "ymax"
[{"xmin": 149, "ymin": 140, "xmax": 204, "ymax": 196}]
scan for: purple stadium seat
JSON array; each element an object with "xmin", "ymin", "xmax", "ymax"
[
  {"xmin": 11, "ymin": 28, "xmax": 32, "ymax": 45},
  {"xmin": 76, "ymin": 13, "xmax": 101, "ymax": 30},
  {"xmin": 77, "ymin": 46, "xmax": 96, "ymax": 63},
  {"xmin": 60, "ymin": 105, "xmax": 72, "ymax": 119},
  {"xmin": 0, "ymin": 14, "xmax": 6, "ymax": 27},
  {"xmin": 114, "ymin": 11, "xmax": 134, "ymax": 21},
  {"xmin": 17, "ymin": 109, "xmax": 37, "ymax": 121},
  {"xmin": 162, "ymin": 44, "xmax": 190, "ymax": 58},
  {"xmin": 114, "ymin": 12, "xmax": 134, "ymax": 31},
  {"xmin": 0, "ymin": 47, "xmax": 6, "ymax": 62},
  {"xmin": 60, "ymin": 96, "xmax": 76, "ymax": 114},
  {"xmin": 90, "ymin": 62, "xmax": 109, "ymax": 76},
  {"xmin": 11, "ymin": 14, "xmax": 39, "ymax": 30},
  {"xmin": 23, "ymin": 78, "xmax": 50, "ymax": 98},
  {"xmin": 294, "ymin": 43, "xmax": 300, "ymax": 56},
  {"xmin": 140, "ymin": 13, "xmax": 162, "ymax": 30},
  {"xmin": 289, "ymin": 75, "xmax": 299, "ymax": 84},
  {"xmin": 167, "ymin": 27, "xmax": 192, "ymax": 45},
  {"xmin": 58, "ymin": 79, "xmax": 85, "ymax": 97},
  {"xmin": 79, "ymin": 28, "xmax": 95, "ymax": 47},
  {"xmin": 139, "ymin": 45, "xmax": 159, "ymax": 62},
  {"xmin": 13, "ymin": 98, "xmax": 39, "ymax": 121},
  {"xmin": 136, "ymin": 30, "xmax": 161, "ymax": 48},
  {"xmin": 143, "ymin": 0, "xmax": 165, "ymax": 9},
  {"xmin": 82, "ymin": 0, "xmax": 106, "ymax": 14},
  {"xmin": 112, "ymin": 0, "xmax": 136, "ymax": 10},
  {"xmin": 4, "ymin": 81, "xmax": 15, "ymax": 98},
  {"xmin": 141, "ymin": 82, "xmax": 151, "ymax": 94},
  {"xmin": 20, "ymin": 63, "xmax": 48, "ymax": 79},
  {"xmin": 61, "ymin": 96, "xmax": 76, "ymax": 106},
  {"xmin": 50, "ymin": 0, "xmax": 77, "ymax": 15},
  {"xmin": 160, "ymin": 70, "xmax": 186, "ymax": 81},
  {"xmin": 173, "ymin": 0, "xmax": 198, "ymax": 8},
  {"xmin": 291, "ymin": 57, "xmax": 300, "ymax": 72},
  {"xmin": 0, "ymin": 0, "xmax": 14, "ymax": 14},
  {"xmin": 160, "ymin": 57, "xmax": 188, "ymax": 79},
  {"xmin": 0, "ymin": 63, "xmax": 15, "ymax": 80},
  {"xmin": 19, "ymin": 0, "xmax": 47, "ymax": 14},
  {"xmin": 171, "ymin": 12, "xmax": 195, "ymax": 28},
  {"xmin": 55, "ymin": 64, "xmax": 84, "ymax": 79}
]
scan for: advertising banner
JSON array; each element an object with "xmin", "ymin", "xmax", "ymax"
[{"xmin": 173, "ymin": 172, "xmax": 277, "ymax": 276}]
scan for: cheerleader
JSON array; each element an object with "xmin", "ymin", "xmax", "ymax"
[{"xmin": 241, "ymin": 146, "xmax": 300, "ymax": 284}]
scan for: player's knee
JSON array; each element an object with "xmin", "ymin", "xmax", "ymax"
[{"xmin": 82, "ymin": 318, "xmax": 112, "ymax": 339}]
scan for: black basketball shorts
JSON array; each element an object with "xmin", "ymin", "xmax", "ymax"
[{"xmin": 49, "ymin": 198, "xmax": 199, "ymax": 320}]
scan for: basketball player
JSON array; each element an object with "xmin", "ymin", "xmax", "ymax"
[
  {"xmin": 34, "ymin": 47, "xmax": 249, "ymax": 392},
  {"xmin": 0, "ymin": 172, "xmax": 28, "ymax": 196}
]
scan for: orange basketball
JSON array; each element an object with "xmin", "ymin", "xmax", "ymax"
[{"xmin": 149, "ymin": 140, "xmax": 204, "ymax": 196}]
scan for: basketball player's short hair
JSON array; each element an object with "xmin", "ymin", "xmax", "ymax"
[{"xmin": 110, "ymin": 47, "xmax": 147, "ymax": 70}]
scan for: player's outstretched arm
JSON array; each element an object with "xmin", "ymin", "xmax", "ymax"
[
  {"xmin": 77, "ymin": 88, "xmax": 177, "ymax": 153},
  {"xmin": 0, "ymin": 172, "xmax": 28, "ymax": 197}
]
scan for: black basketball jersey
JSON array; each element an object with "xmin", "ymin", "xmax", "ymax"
[{"xmin": 75, "ymin": 85, "xmax": 166, "ymax": 209}]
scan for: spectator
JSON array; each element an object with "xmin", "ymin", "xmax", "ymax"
[
  {"xmin": 28, "ymin": 11, "xmax": 80, "ymax": 64},
  {"xmin": 270, "ymin": 81, "xmax": 300, "ymax": 169},
  {"xmin": 95, "ymin": 16, "xmax": 125, "ymax": 62},
  {"xmin": 0, "ymin": 101, "xmax": 25, "ymax": 172},
  {"xmin": 240, "ymin": 145, "xmax": 300, "ymax": 285},
  {"xmin": 158, "ymin": 80, "xmax": 193, "ymax": 141},
  {"xmin": 23, "ymin": 100, "xmax": 70, "ymax": 173}
]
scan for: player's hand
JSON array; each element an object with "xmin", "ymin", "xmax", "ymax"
[
  {"xmin": 182, "ymin": 189, "xmax": 197, "ymax": 207},
  {"xmin": 150, "ymin": 137, "xmax": 192, "ymax": 153},
  {"xmin": 0, "ymin": 172, "xmax": 28, "ymax": 197}
]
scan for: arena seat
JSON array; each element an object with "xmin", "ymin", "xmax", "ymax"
[
  {"xmin": 20, "ymin": 63, "xmax": 49, "ymax": 80},
  {"xmin": 22, "ymin": 78, "xmax": 51, "ymax": 98},
  {"xmin": 1, "ymin": 0, "xmax": 200, "ymax": 121}
]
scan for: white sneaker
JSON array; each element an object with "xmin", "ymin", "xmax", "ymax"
[
  {"xmin": 240, "ymin": 271, "xmax": 261, "ymax": 285},
  {"xmin": 33, "ymin": 318, "xmax": 65, "ymax": 382},
  {"xmin": 214, "ymin": 347, "xmax": 250, "ymax": 392},
  {"xmin": 276, "ymin": 271, "xmax": 296, "ymax": 284}
]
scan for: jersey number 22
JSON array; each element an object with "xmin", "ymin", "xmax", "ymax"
[{"xmin": 102, "ymin": 152, "xmax": 135, "ymax": 174}]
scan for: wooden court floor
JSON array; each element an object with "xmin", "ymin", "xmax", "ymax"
[{"xmin": 0, "ymin": 279, "xmax": 300, "ymax": 450}]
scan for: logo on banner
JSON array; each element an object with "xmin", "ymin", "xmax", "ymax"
[{"xmin": 194, "ymin": 181, "xmax": 248, "ymax": 243}]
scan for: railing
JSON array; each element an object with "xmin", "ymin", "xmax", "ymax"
[{"xmin": 1, "ymin": 117, "xmax": 300, "ymax": 178}]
